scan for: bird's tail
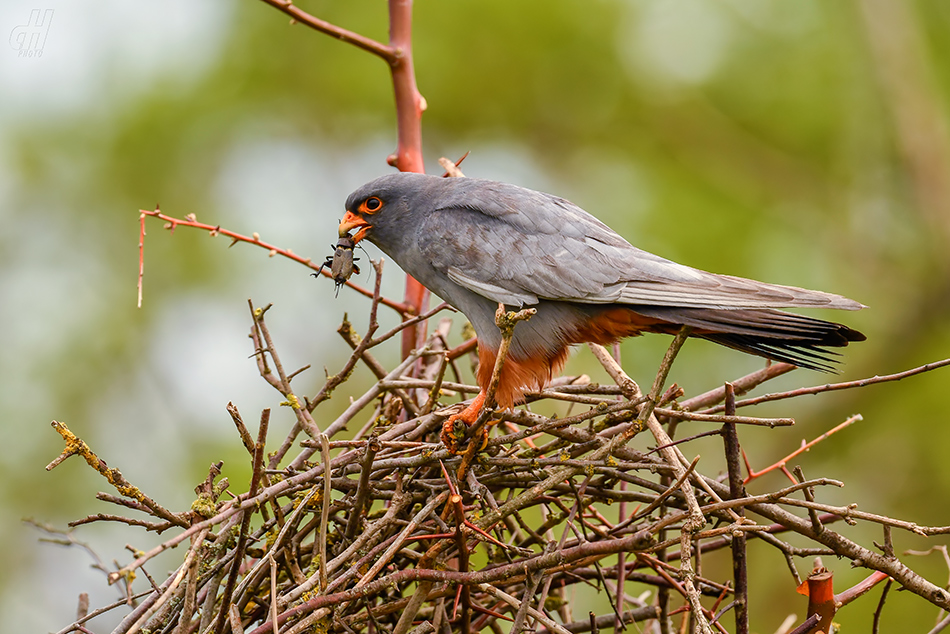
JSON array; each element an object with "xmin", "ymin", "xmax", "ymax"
[{"xmin": 631, "ymin": 307, "xmax": 866, "ymax": 372}]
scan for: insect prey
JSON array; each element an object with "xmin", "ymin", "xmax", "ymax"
[{"xmin": 316, "ymin": 233, "xmax": 361, "ymax": 297}]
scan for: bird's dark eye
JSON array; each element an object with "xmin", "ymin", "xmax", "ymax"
[{"xmin": 364, "ymin": 196, "xmax": 382, "ymax": 212}]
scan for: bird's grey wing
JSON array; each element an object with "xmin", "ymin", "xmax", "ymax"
[
  {"xmin": 420, "ymin": 181, "xmax": 863, "ymax": 311},
  {"xmin": 418, "ymin": 194, "xmax": 627, "ymax": 307}
]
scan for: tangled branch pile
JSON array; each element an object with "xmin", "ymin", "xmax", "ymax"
[{"xmin": 47, "ymin": 258, "xmax": 950, "ymax": 634}]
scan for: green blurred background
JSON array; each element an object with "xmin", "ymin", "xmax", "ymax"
[{"xmin": 3, "ymin": 0, "xmax": 949, "ymax": 631}]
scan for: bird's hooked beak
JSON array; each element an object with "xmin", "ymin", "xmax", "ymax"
[{"xmin": 339, "ymin": 210, "xmax": 371, "ymax": 243}]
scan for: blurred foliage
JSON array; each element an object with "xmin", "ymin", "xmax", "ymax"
[{"xmin": 2, "ymin": 0, "xmax": 950, "ymax": 630}]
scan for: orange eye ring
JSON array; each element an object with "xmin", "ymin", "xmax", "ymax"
[{"xmin": 360, "ymin": 196, "xmax": 383, "ymax": 214}]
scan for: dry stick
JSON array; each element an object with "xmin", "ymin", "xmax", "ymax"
[
  {"xmin": 228, "ymin": 605, "xmax": 246, "ymax": 634},
  {"xmin": 407, "ymin": 623, "xmax": 437, "ymax": 634},
  {"xmin": 679, "ymin": 362, "xmax": 796, "ymax": 411},
  {"xmin": 509, "ymin": 563, "xmax": 547, "ymax": 634},
  {"xmin": 268, "ymin": 555, "xmax": 279, "ymax": 634},
  {"xmin": 199, "ymin": 539, "xmax": 232, "ymax": 632},
  {"xmin": 338, "ymin": 318, "xmax": 389, "ymax": 379},
  {"xmin": 422, "ymin": 351, "xmax": 449, "ymax": 415},
  {"xmin": 443, "ymin": 462, "xmax": 473, "ymax": 632},
  {"xmin": 212, "ymin": 409, "xmax": 270, "ymax": 634},
  {"xmin": 247, "ymin": 303, "xmax": 309, "ymax": 470},
  {"xmin": 174, "ymin": 528, "xmax": 204, "ymax": 634},
  {"xmin": 930, "ymin": 614, "xmax": 950, "ymax": 634},
  {"xmin": 787, "ymin": 613, "xmax": 822, "ymax": 634},
  {"xmin": 793, "ymin": 466, "xmax": 823, "ymax": 535},
  {"xmin": 486, "ymin": 305, "xmax": 537, "ymax": 411},
  {"xmin": 773, "ymin": 497, "xmax": 950, "ymax": 535},
  {"xmin": 318, "ymin": 434, "xmax": 332, "ymax": 593},
  {"xmin": 646, "ymin": 429, "xmax": 723, "ymax": 456},
  {"xmin": 344, "ymin": 435, "xmax": 381, "ymax": 540},
  {"xmin": 616, "ymin": 477, "xmax": 630, "ymax": 633},
  {"xmin": 249, "ymin": 301, "xmax": 323, "ymax": 442},
  {"xmin": 91, "ymin": 493, "xmax": 153, "ymax": 515},
  {"xmin": 491, "ymin": 397, "xmax": 650, "ymax": 448},
  {"xmin": 227, "ymin": 402, "xmax": 256, "ymax": 455},
  {"xmin": 67, "ymin": 513, "xmax": 172, "ymax": 532},
  {"xmin": 412, "ymin": 316, "xmax": 452, "ymax": 411},
  {"xmin": 52, "ymin": 592, "xmax": 152, "ymax": 634},
  {"xmin": 46, "ymin": 422, "xmax": 188, "ymax": 530},
  {"xmin": 703, "ymin": 358, "xmax": 950, "ymax": 414},
  {"xmin": 721, "ymin": 383, "xmax": 749, "ymax": 634},
  {"xmin": 654, "ymin": 408, "xmax": 793, "ymax": 427},
  {"xmin": 76, "ymin": 594, "xmax": 89, "ymax": 622},
  {"xmin": 438, "ymin": 155, "xmax": 467, "ymax": 178},
  {"xmin": 393, "ymin": 587, "xmax": 435, "ymax": 634}
]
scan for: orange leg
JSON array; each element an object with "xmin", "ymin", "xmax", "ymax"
[{"xmin": 440, "ymin": 391, "xmax": 486, "ymax": 454}]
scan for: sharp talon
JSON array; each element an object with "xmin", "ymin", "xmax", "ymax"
[
  {"xmin": 440, "ymin": 393, "xmax": 487, "ymax": 455},
  {"xmin": 440, "ymin": 414, "xmax": 464, "ymax": 454}
]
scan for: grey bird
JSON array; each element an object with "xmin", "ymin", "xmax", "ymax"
[{"xmin": 337, "ymin": 172, "xmax": 865, "ymax": 447}]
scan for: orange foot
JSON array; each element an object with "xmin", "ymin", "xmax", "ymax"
[{"xmin": 441, "ymin": 392, "xmax": 486, "ymax": 454}]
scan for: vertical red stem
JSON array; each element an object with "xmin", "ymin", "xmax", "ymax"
[{"xmin": 387, "ymin": 0, "xmax": 430, "ymax": 359}]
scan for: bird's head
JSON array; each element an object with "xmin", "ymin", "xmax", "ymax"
[{"xmin": 339, "ymin": 172, "xmax": 441, "ymax": 250}]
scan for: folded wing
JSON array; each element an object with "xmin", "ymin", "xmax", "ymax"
[{"xmin": 420, "ymin": 180, "xmax": 863, "ymax": 312}]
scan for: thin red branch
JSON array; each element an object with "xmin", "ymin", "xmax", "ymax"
[
  {"xmin": 386, "ymin": 0, "xmax": 426, "ymax": 174},
  {"xmin": 138, "ymin": 208, "xmax": 412, "ymax": 315},
  {"xmin": 744, "ymin": 415, "xmax": 863, "ymax": 484},
  {"xmin": 386, "ymin": 0, "xmax": 430, "ymax": 359},
  {"xmin": 137, "ymin": 211, "xmax": 146, "ymax": 308},
  {"xmin": 836, "ymin": 570, "xmax": 890, "ymax": 607},
  {"xmin": 257, "ymin": 0, "xmax": 396, "ymax": 63}
]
